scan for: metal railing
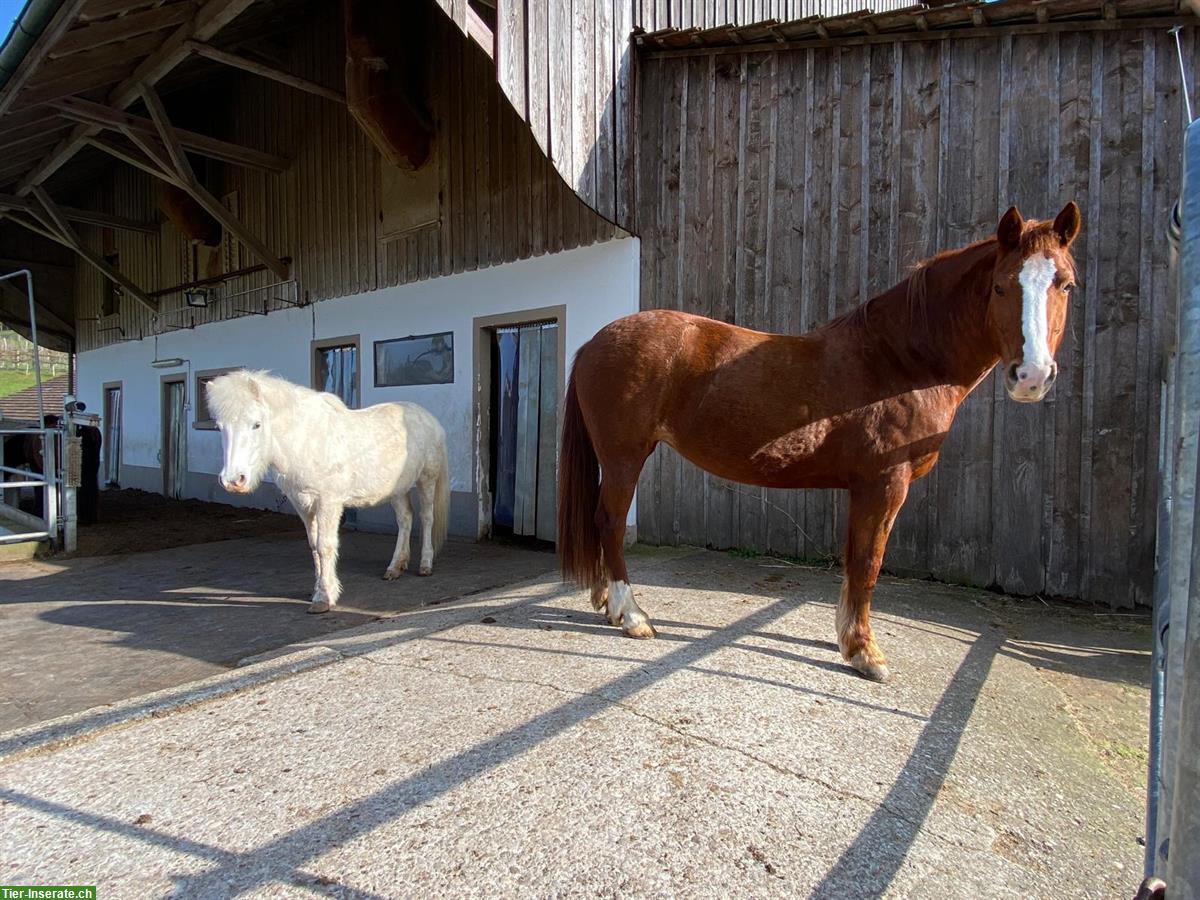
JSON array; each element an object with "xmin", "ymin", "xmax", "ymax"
[{"xmin": 0, "ymin": 425, "xmax": 58, "ymax": 545}]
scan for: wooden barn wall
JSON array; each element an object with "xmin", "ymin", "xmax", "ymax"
[
  {"xmin": 72, "ymin": 6, "xmax": 618, "ymax": 352},
  {"xmin": 436, "ymin": 0, "xmax": 913, "ymax": 228},
  {"xmin": 633, "ymin": 25, "xmax": 1199, "ymax": 609}
]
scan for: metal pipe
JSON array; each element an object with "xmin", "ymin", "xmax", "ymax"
[{"xmin": 1171, "ymin": 26, "xmax": 1194, "ymax": 125}]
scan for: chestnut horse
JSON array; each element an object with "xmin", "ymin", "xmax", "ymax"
[{"xmin": 558, "ymin": 203, "xmax": 1081, "ymax": 681}]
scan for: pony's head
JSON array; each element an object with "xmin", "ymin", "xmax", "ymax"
[
  {"xmin": 986, "ymin": 201, "xmax": 1081, "ymax": 403},
  {"xmin": 206, "ymin": 370, "xmax": 272, "ymax": 494}
]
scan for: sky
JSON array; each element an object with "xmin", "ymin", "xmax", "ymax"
[{"xmin": 0, "ymin": 0, "xmax": 28, "ymax": 47}]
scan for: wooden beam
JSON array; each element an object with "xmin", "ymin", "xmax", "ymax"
[
  {"xmin": 16, "ymin": 60, "xmax": 131, "ymax": 109},
  {"xmin": 185, "ymin": 40, "xmax": 345, "ymax": 102},
  {"xmin": 139, "ymin": 85, "xmax": 289, "ymax": 281},
  {"xmin": 78, "ymin": 0, "xmax": 161, "ymax": 23},
  {"xmin": 29, "ymin": 30, "xmax": 166, "ymax": 87},
  {"xmin": 16, "ymin": 0, "xmax": 261, "ymax": 194},
  {"xmin": 140, "ymin": 84, "xmax": 197, "ymax": 181},
  {"xmin": 49, "ymin": 4, "xmax": 196, "ymax": 59},
  {"xmin": 26, "ymin": 187, "xmax": 157, "ymax": 312},
  {"xmin": 0, "ymin": 0, "xmax": 89, "ymax": 118},
  {"xmin": 0, "ymin": 275, "xmax": 74, "ymax": 336},
  {"xmin": 465, "ymin": 5, "xmax": 495, "ymax": 60},
  {"xmin": 0, "ymin": 192, "xmax": 156, "ymax": 234},
  {"xmin": 49, "ymin": 96, "xmax": 289, "ymax": 171},
  {"xmin": 86, "ymin": 134, "xmax": 180, "ymax": 184}
]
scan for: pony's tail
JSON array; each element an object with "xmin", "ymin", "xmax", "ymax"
[
  {"xmin": 557, "ymin": 372, "xmax": 604, "ymax": 588},
  {"xmin": 432, "ymin": 437, "xmax": 450, "ymax": 554}
]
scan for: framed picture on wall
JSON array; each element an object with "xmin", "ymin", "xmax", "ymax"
[{"xmin": 374, "ymin": 332, "xmax": 454, "ymax": 387}]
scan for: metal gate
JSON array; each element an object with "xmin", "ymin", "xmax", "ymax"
[{"xmin": 1145, "ymin": 116, "xmax": 1200, "ymax": 898}]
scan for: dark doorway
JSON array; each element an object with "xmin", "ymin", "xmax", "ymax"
[{"xmin": 489, "ymin": 321, "xmax": 559, "ymax": 543}]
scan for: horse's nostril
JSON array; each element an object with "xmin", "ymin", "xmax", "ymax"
[
  {"xmin": 1045, "ymin": 363, "xmax": 1058, "ymax": 388},
  {"xmin": 1007, "ymin": 362, "xmax": 1020, "ymax": 383}
]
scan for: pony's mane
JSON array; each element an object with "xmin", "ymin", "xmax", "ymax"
[{"xmin": 206, "ymin": 369, "xmax": 343, "ymax": 422}]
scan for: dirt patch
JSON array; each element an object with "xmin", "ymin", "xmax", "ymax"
[{"xmin": 65, "ymin": 488, "xmax": 303, "ymax": 558}]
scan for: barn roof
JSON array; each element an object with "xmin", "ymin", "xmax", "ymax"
[
  {"xmin": 634, "ymin": 0, "xmax": 1191, "ymax": 53},
  {"xmin": 0, "ymin": 372, "xmax": 68, "ymax": 424}
]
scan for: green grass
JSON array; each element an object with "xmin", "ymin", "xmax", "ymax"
[{"xmin": 0, "ymin": 370, "xmax": 38, "ymax": 398}]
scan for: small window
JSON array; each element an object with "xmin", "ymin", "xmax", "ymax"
[
  {"xmin": 375, "ymin": 332, "xmax": 454, "ymax": 386},
  {"xmin": 193, "ymin": 367, "xmax": 241, "ymax": 429}
]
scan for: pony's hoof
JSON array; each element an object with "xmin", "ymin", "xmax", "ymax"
[
  {"xmin": 308, "ymin": 599, "xmax": 331, "ymax": 614},
  {"xmin": 848, "ymin": 651, "xmax": 890, "ymax": 682},
  {"xmin": 383, "ymin": 567, "xmax": 403, "ymax": 581},
  {"xmin": 624, "ymin": 620, "xmax": 658, "ymax": 639},
  {"xmin": 418, "ymin": 565, "xmax": 433, "ymax": 576}
]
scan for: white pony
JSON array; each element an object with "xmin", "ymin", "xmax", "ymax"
[{"xmin": 206, "ymin": 370, "xmax": 450, "ymax": 613}]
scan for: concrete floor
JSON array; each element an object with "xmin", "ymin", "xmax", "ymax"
[
  {"xmin": 0, "ymin": 531, "xmax": 556, "ymax": 730},
  {"xmin": 0, "ymin": 543, "xmax": 1150, "ymax": 898}
]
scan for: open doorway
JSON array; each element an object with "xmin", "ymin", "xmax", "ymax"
[{"xmin": 475, "ymin": 308, "xmax": 564, "ymax": 544}]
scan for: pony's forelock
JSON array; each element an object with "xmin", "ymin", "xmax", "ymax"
[{"xmin": 206, "ymin": 369, "xmax": 272, "ymax": 423}]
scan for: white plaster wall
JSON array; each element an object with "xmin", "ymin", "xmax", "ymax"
[{"xmin": 77, "ymin": 237, "xmax": 640, "ymax": 527}]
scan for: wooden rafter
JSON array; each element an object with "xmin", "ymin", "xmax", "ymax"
[
  {"xmin": 185, "ymin": 40, "xmax": 345, "ymax": 103},
  {"xmin": 0, "ymin": 192, "xmax": 156, "ymax": 234},
  {"xmin": 86, "ymin": 134, "xmax": 179, "ymax": 184},
  {"xmin": 18, "ymin": 0, "xmax": 261, "ymax": 194},
  {"xmin": 0, "ymin": 0, "xmax": 89, "ymax": 118},
  {"xmin": 139, "ymin": 84, "xmax": 289, "ymax": 281},
  {"xmin": 49, "ymin": 3, "xmax": 196, "ymax": 59},
  {"xmin": 49, "ymin": 96, "xmax": 289, "ymax": 172},
  {"xmin": 16, "ymin": 187, "xmax": 157, "ymax": 312}
]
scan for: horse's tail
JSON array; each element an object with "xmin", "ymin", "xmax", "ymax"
[
  {"xmin": 432, "ymin": 435, "xmax": 450, "ymax": 554},
  {"xmin": 557, "ymin": 371, "xmax": 604, "ymax": 588}
]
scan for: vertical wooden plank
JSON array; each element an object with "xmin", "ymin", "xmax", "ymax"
[
  {"xmin": 514, "ymin": 325, "xmax": 542, "ymax": 535},
  {"xmin": 927, "ymin": 36, "xmax": 1000, "ymax": 588},
  {"xmin": 1088, "ymin": 30, "xmax": 1144, "ymax": 608},
  {"xmin": 769, "ymin": 49, "xmax": 806, "ymax": 558},
  {"xmin": 460, "ymin": 39, "xmax": 479, "ymax": 271},
  {"xmin": 536, "ymin": 324, "xmax": 559, "ymax": 542},
  {"xmin": 573, "ymin": 0, "xmax": 597, "ymax": 206},
  {"xmin": 595, "ymin": 0, "xmax": 617, "ymax": 221},
  {"xmin": 799, "ymin": 46, "xmax": 833, "ymax": 562},
  {"xmin": 499, "ymin": 0, "xmax": 528, "ymax": 122},
  {"xmin": 887, "ymin": 38, "xmax": 941, "ymax": 576},
  {"xmin": 704, "ymin": 51, "xmax": 743, "ymax": 550},
  {"xmin": 734, "ymin": 50, "xmax": 772, "ymax": 552},
  {"xmin": 636, "ymin": 57, "xmax": 665, "ymax": 545},
  {"xmin": 614, "ymin": 0, "xmax": 635, "ymax": 230},
  {"xmin": 527, "ymin": 0, "xmax": 550, "ymax": 154}
]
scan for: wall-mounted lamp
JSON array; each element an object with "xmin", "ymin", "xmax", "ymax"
[
  {"xmin": 150, "ymin": 357, "xmax": 186, "ymax": 369},
  {"xmin": 184, "ymin": 288, "xmax": 211, "ymax": 308}
]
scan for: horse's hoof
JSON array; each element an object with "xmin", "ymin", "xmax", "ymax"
[
  {"xmin": 383, "ymin": 568, "xmax": 402, "ymax": 581},
  {"xmin": 849, "ymin": 651, "xmax": 890, "ymax": 682},
  {"xmin": 308, "ymin": 600, "xmax": 331, "ymax": 614},
  {"xmin": 418, "ymin": 565, "xmax": 433, "ymax": 576},
  {"xmin": 624, "ymin": 620, "xmax": 658, "ymax": 640}
]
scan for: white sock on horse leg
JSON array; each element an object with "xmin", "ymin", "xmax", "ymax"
[{"xmin": 607, "ymin": 581, "xmax": 656, "ymax": 638}]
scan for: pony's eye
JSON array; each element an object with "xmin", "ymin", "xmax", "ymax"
[
  {"xmin": 1063, "ymin": 282, "xmax": 1075, "ymax": 293},
  {"xmin": 994, "ymin": 285, "xmax": 1006, "ymax": 296},
  {"xmin": 253, "ymin": 422, "xmax": 262, "ymax": 430}
]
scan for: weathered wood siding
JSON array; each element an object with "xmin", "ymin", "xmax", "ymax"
[
  {"xmin": 437, "ymin": 0, "xmax": 912, "ymax": 227},
  {"xmin": 634, "ymin": 25, "xmax": 1198, "ymax": 608},
  {"xmin": 73, "ymin": 6, "xmax": 619, "ymax": 352}
]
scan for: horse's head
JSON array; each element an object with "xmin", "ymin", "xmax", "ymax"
[
  {"xmin": 986, "ymin": 201, "xmax": 1081, "ymax": 403},
  {"xmin": 207, "ymin": 371, "xmax": 270, "ymax": 494}
]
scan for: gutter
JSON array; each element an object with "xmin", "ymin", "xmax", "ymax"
[{"xmin": 0, "ymin": 0, "xmax": 65, "ymax": 91}]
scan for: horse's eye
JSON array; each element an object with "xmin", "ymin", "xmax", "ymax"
[
  {"xmin": 253, "ymin": 422, "xmax": 261, "ymax": 430},
  {"xmin": 1063, "ymin": 282, "xmax": 1075, "ymax": 293},
  {"xmin": 993, "ymin": 285, "xmax": 1005, "ymax": 296}
]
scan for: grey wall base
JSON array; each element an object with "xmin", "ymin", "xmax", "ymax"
[{"xmin": 111, "ymin": 464, "xmax": 478, "ymax": 537}]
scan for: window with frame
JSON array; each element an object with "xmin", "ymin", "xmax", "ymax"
[{"xmin": 193, "ymin": 367, "xmax": 241, "ymax": 429}]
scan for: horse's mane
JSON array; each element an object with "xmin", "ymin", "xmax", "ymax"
[
  {"xmin": 825, "ymin": 219, "xmax": 1073, "ymax": 372},
  {"xmin": 206, "ymin": 369, "xmax": 345, "ymax": 422}
]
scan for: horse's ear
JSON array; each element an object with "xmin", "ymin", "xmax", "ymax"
[
  {"xmin": 997, "ymin": 206, "xmax": 1024, "ymax": 251},
  {"xmin": 247, "ymin": 376, "xmax": 261, "ymax": 400},
  {"xmin": 1052, "ymin": 201, "xmax": 1081, "ymax": 247}
]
